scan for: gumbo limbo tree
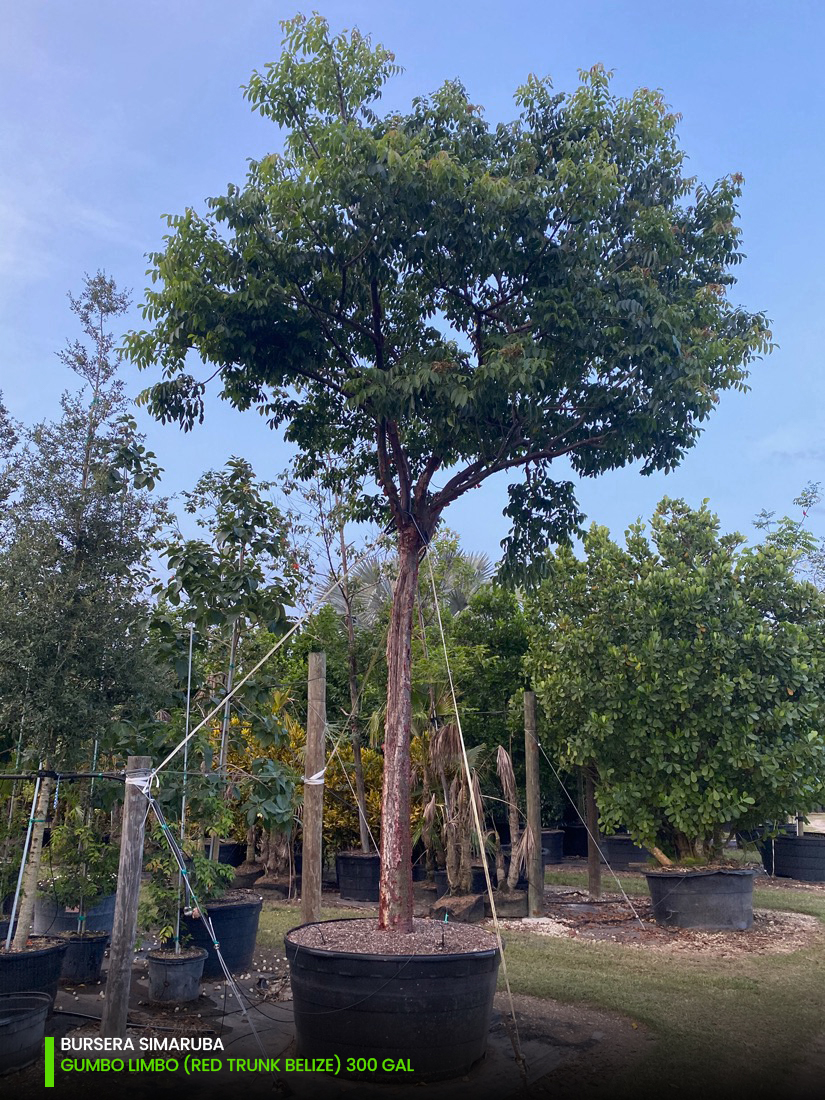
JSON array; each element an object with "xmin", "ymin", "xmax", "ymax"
[{"xmin": 129, "ymin": 16, "xmax": 771, "ymax": 931}]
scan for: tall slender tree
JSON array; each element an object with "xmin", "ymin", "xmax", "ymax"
[{"xmin": 0, "ymin": 274, "xmax": 164, "ymax": 948}]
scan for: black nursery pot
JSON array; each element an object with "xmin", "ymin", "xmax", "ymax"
[
  {"xmin": 599, "ymin": 834, "xmax": 651, "ymax": 870},
  {"xmin": 0, "ymin": 992, "xmax": 52, "ymax": 1076},
  {"xmin": 762, "ymin": 834, "xmax": 825, "ymax": 881},
  {"xmin": 285, "ymin": 919, "xmax": 500, "ymax": 1081},
  {"xmin": 146, "ymin": 948, "xmax": 207, "ymax": 1003},
  {"xmin": 336, "ymin": 851, "xmax": 380, "ymax": 902},
  {"xmin": 0, "ymin": 937, "xmax": 69, "ymax": 1008},
  {"xmin": 179, "ymin": 893, "xmax": 262, "ymax": 980},
  {"xmin": 645, "ymin": 868, "xmax": 756, "ymax": 930},
  {"xmin": 59, "ymin": 932, "xmax": 108, "ymax": 984}
]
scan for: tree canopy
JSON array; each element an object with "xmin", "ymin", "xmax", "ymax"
[
  {"xmin": 129, "ymin": 14, "xmax": 770, "ymax": 575},
  {"xmin": 526, "ymin": 499, "xmax": 825, "ymax": 862}
]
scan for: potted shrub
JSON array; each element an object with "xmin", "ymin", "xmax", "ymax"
[
  {"xmin": 131, "ymin": 15, "xmax": 771, "ymax": 1076},
  {"xmin": 34, "ymin": 817, "xmax": 118, "ymax": 983},
  {"xmin": 527, "ymin": 500, "xmax": 825, "ymax": 929},
  {"xmin": 140, "ymin": 836, "xmax": 221, "ymax": 1002}
]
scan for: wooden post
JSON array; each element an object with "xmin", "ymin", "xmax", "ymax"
[
  {"xmin": 101, "ymin": 755, "xmax": 151, "ymax": 1038},
  {"xmin": 585, "ymin": 768, "xmax": 602, "ymax": 900},
  {"xmin": 524, "ymin": 691, "xmax": 543, "ymax": 917},
  {"xmin": 302, "ymin": 652, "xmax": 326, "ymax": 925}
]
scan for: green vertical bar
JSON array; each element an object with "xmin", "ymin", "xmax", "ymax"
[{"xmin": 44, "ymin": 1036, "xmax": 55, "ymax": 1087}]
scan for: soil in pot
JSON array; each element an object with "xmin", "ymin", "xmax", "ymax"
[
  {"xmin": 285, "ymin": 918, "xmax": 500, "ymax": 1081},
  {"xmin": 645, "ymin": 868, "xmax": 756, "ymax": 930},
  {"xmin": 58, "ymin": 931, "xmax": 108, "ymax": 984},
  {"xmin": 0, "ymin": 992, "xmax": 51, "ymax": 1076},
  {"xmin": 179, "ymin": 890, "xmax": 262, "ymax": 980},
  {"xmin": 146, "ymin": 947, "xmax": 207, "ymax": 1003},
  {"xmin": 336, "ymin": 851, "xmax": 380, "ymax": 902},
  {"xmin": 0, "ymin": 937, "xmax": 69, "ymax": 1008}
]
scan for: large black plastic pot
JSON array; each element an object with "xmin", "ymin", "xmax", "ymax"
[
  {"xmin": 59, "ymin": 932, "xmax": 108, "ymax": 984},
  {"xmin": 285, "ymin": 919, "xmax": 500, "ymax": 1081},
  {"xmin": 561, "ymin": 823, "xmax": 588, "ymax": 858},
  {"xmin": 541, "ymin": 829, "xmax": 564, "ymax": 864},
  {"xmin": 147, "ymin": 948, "xmax": 207, "ymax": 1003},
  {"xmin": 336, "ymin": 851, "xmax": 380, "ymax": 902},
  {"xmin": 217, "ymin": 840, "xmax": 245, "ymax": 868},
  {"xmin": 0, "ymin": 937, "xmax": 69, "ymax": 1007},
  {"xmin": 645, "ymin": 869, "xmax": 756, "ymax": 930},
  {"xmin": 180, "ymin": 892, "xmax": 262, "ymax": 980},
  {"xmin": 0, "ymin": 992, "xmax": 51, "ymax": 1075},
  {"xmin": 761, "ymin": 834, "xmax": 825, "ymax": 881},
  {"xmin": 33, "ymin": 892, "xmax": 117, "ymax": 936},
  {"xmin": 599, "ymin": 834, "xmax": 651, "ymax": 869}
]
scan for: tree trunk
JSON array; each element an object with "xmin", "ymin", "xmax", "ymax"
[
  {"xmin": 585, "ymin": 768, "xmax": 602, "ymax": 900},
  {"xmin": 377, "ymin": 527, "xmax": 421, "ymax": 932},
  {"xmin": 11, "ymin": 776, "xmax": 53, "ymax": 951},
  {"xmin": 339, "ymin": 523, "xmax": 371, "ymax": 853}
]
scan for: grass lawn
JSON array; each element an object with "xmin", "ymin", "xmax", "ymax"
[{"xmin": 258, "ymin": 881, "xmax": 825, "ymax": 1097}]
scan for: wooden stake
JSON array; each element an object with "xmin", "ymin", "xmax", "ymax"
[
  {"xmin": 524, "ymin": 691, "xmax": 543, "ymax": 917},
  {"xmin": 585, "ymin": 768, "xmax": 602, "ymax": 900},
  {"xmin": 101, "ymin": 756, "xmax": 151, "ymax": 1038},
  {"xmin": 302, "ymin": 652, "xmax": 326, "ymax": 925}
]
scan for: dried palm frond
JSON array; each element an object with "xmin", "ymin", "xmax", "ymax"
[
  {"xmin": 422, "ymin": 793, "xmax": 437, "ymax": 848},
  {"xmin": 496, "ymin": 745, "xmax": 517, "ymax": 808},
  {"xmin": 430, "ymin": 721, "xmax": 462, "ymax": 773}
]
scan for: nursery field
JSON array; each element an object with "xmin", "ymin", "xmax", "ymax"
[{"xmin": 253, "ymin": 880, "xmax": 825, "ymax": 1099}]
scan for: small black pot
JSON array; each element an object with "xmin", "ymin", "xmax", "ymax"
[
  {"xmin": 336, "ymin": 851, "xmax": 380, "ymax": 902},
  {"xmin": 180, "ymin": 892, "xmax": 262, "ymax": 980},
  {"xmin": 147, "ymin": 948, "xmax": 207, "ymax": 1003},
  {"xmin": 645, "ymin": 868, "xmax": 755, "ymax": 930},
  {"xmin": 59, "ymin": 932, "xmax": 108, "ymax": 984},
  {"xmin": 285, "ymin": 919, "xmax": 500, "ymax": 1081}
]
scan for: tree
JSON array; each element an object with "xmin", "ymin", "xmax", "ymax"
[
  {"xmin": 0, "ymin": 273, "xmax": 165, "ymax": 948},
  {"xmin": 152, "ymin": 457, "xmax": 297, "ymax": 858},
  {"xmin": 128, "ymin": 16, "xmax": 771, "ymax": 931},
  {"xmin": 525, "ymin": 499, "xmax": 825, "ymax": 863}
]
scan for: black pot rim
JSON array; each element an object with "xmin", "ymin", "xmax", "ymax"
[
  {"xmin": 336, "ymin": 850, "xmax": 380, "ymax": 859},
  {"xmin": 285, "ymin": 918, "xmax": 500, "ymax": 964},
  {"xmin": 147, "ymin": 947, "xmax": 208, "ymax": 964},
  {"xmin": 195, "ymin": 893, "xmax": 263, "ymax": 912},
  {"xmin": 644, "ymin": 868, "xmax": 757, "ymax": 880},
  {"xmin": 58, "ymin": 931, "xmax": 109, "ymax": 942},
  {"xmin": 0, "ymin": 936, "xmax": 69, "ymax": 959}
]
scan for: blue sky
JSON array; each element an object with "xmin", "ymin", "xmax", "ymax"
[{"xmin": 1, "ymin": 1, "xmax": 823, "ymax": 558}]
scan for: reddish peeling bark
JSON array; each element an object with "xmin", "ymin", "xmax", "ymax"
[{"xmin": 378, "ymin": 525, "xmax": 422, "ymax": 932}]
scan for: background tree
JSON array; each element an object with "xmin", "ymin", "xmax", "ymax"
[
  {"xmin": 129, "ymin": 16, "xmax": 771, "ymax": 931},
  {"xmin": 525, "ymin": 499, "xmax": 825, "ymax": 863},
  {"xmin": 152, "ymin": 457, "xmax": 297, "ymax": 860},
  {"xmin": 0, "ymin": 272, "xmax": 165, "ymax": 948}
]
